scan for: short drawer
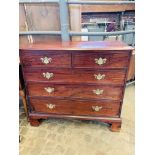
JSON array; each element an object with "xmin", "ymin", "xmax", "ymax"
[
  {"xmin": 20, "ymin": 51, "xmax": 71, "ymax": 68},
  {"xmin": 27, "ymin": 83, "xmax": 123, "ymax": 101},
  {"xmin": 30, "ymin": 98, "xmax": 120, "ymax": 117},
  {"xmin": 24, "ymin": 68, "xmax": 126, "ymax": 85},
  {"xmin": 73, "ymin": 52, "xmax": 129, "ymax": 69}
]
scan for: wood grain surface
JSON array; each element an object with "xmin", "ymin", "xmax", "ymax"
[
  {"xmin": 23, "ymin": 68, "xmax": 126, "ymax": 85},
  {"xmin": 20, "ymin": 51, "xmax": 71, "ymax": 68},
  {"xmin": 73, "ymin": 52, "xmax": 129, "ymax": 69},
  {"xmin": 30, "ymin": 98, "xmax": 120, "ymax": 117},
  {"xmin": 20, "ymin": 41, "xmax": 134, "ymax": 51},
  {"xmin": 27, "ymin": 83, "xmax": 123, "ymax": 100}
]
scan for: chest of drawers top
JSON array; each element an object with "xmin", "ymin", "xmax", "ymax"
[{"xmin": 20, "ymin": 40, "xmax": 133, "ymax": 51}]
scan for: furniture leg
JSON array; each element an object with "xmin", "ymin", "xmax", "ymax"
[
  {"xmin": 109, "ymin": 122, "xmax": 122, "ymax": 132},
  {"xmin": 29, "ymin": 118, "xmax": 40, "ymax": 126}
]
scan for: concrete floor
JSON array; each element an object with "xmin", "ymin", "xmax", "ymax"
[{"xmin": 19, "ymin": 84, "xmax": 135, "ymax": 155}]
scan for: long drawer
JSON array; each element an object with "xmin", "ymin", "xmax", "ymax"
[
  {"xmin": 73, "ymin": 52, "xmax": 129, "ymax": 69},
  {"xmin": 30, "ymin": 98, "xmax": 120, "ymax": 117},
  {"xmin": 27, "ymin": 83, "xmax": 123, "ymax": 100},
  {"xmin": 24, "ymin": 68, "xmax": 126, "ymax": 85},
  {"xmin": 20, "ymin": 51, "xmax": 71, "ymax": 68}
]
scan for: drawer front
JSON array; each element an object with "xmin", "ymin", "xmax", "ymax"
[
  {"xmin": 24, "ymin": 68, "xmax": 126, "ymax": 85},
  {"xmin": 30, "ymin": 98, "xmax": 120, "ymax": 117},
  {"xmin": 20, "ymin": 51, "xmax": 71, "ymax": 68},
  {"xmin": 24, "ymin": 68, "xmax": 72, "ymax": 83},
  {"xmin": 73, "ymin": 100, "xmax": 120, "ymax": 117},
  {"xmin": 27, "ymin": 83, "xmax": 123, "ymax": 101},
  {"xmin": 30, "ymin": 98, "xmax": 73, "ymax": 115},
  {"xmin": 73, "ymin": 52, "xmax": 129, "ymax": 69}
]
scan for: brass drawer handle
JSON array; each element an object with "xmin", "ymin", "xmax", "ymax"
[
  {"xmin": 46, "ymin": 104, "xmax": 55, "ymax": 109},
  {"xmin": 92, "ymin": 106, "xmax": 102, "ymax": 112},
  {"xmin": 95, "ymin": 58, "xmax": 107, "ymax": 65},
  {"xmin": 94, "ymin": 74, "xmax": 105, "ymax": 80},
  {"xmin": 42, "ymin": 72, "xmax": 54, "ymax": 79},
  {"xmin": 40, "ymin": 57, "xmax": 52, "ymax": 64},
  {"xmin": 93, "ymin": 89, "xmax": 104, "ymax": 95},
  {"xmin": 44, "ymin": 87, "xmax": 55, "ymax": 94}
]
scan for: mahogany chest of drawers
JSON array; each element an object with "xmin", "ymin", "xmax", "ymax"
[{"xmin": 20, "ymin": 41, "xmax": 133, "ymax": 132}]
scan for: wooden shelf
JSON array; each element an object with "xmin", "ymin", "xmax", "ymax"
[{"xmin": 82, "ymin": 4, "xmax": 135, "ymax": 13}]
